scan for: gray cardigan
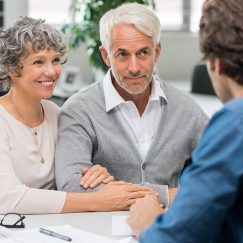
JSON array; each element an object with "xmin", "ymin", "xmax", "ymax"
[{"xmin": 55, "ymin": 80, "xmax": 208, "ymax": 205}]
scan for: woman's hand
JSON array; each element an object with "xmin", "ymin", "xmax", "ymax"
[
  {"xmin": 80, "ymin": 164, "xmax": 114, "ymax": 189},
  {"xmin": 94, "ymin": 181, "xmax": 156, "ymax": 211}
]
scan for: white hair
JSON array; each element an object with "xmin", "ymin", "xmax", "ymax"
[{"xmin": 99, "ymin": 3, "xmax": 161, "ymax": 51}]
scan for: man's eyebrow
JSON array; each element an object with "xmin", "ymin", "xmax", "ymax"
[
  {"xmin": 116, "ymin": 48, "xmax": 127, "ymax": 52},
  {"xmin": 139, "ymin": 47, "xmax": 150, "ymax": 51}
]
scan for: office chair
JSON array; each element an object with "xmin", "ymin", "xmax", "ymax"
[{"xmin": 191, "ymin": 63, "xmax": 216, "ymax": 96}]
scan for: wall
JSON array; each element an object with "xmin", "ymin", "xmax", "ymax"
[
  {"xmin": 4, "ymin": 0, "xmax": 28, "ymax": 28},
  {"xmin": 157, "ymin": 33, "xmax": 202, "ymax": 81}
]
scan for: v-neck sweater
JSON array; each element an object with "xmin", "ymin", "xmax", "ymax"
[{"xmin": 55, "ymin": 79, "xmax": 208, "ymax": 205}]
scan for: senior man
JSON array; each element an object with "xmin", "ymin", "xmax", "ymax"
[{"xmin": 55, "ymin": 3, "xmax": 208, "ymax": 207}]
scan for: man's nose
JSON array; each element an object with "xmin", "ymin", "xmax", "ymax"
[{"xmin": 128, "ymin": 56, "xmax": 140, "ymax": 74}]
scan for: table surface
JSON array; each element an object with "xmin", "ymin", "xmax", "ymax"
[{"xmin": 18, "ymin": 211, "xmax": 130, "ymax": 240}]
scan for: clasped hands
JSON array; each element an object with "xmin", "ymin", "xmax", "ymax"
[
  {"xmin": 79, "ymin": 165, "xmax": 178, "ymax": 214},
  {"xmin": 127, "ymin": 187, "xmax": 178, "ymax": 238},
  {"xmin": 79, "ymin": 165, "xmax": 157, "ymax": 211}
]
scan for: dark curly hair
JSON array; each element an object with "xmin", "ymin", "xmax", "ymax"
[
  {"xmin": 0, "ymin": 16, "xmax": 67, "ymax": 89},
  {"xmin": 199, "ymin": 0, "xmax": 243, "ymax": 85}
]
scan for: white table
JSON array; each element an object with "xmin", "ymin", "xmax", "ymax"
[{"xmin": 18, "ymin": 211, "xmax": 130, "ymax": 240}]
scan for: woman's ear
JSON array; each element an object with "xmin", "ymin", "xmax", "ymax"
[{"xmin": 99, "ymin": 46, "xmax": 111, "ymax": 67}]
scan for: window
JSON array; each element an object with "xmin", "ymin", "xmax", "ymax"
[
  {"xmin": 29, "ymin": 0, "xmax": 204, "ymax": 32},
  {"xmin": 28, "ymin": 0, "xmax": 72, "ymax": 27},
  {"xmin": 153, "ymin": 0, "xmax": 204, "ymax": 32}
]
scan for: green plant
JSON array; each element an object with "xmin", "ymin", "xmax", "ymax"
[{"xmin": 62, "ymin": 0, "xmax": 149, "ymax": 73}]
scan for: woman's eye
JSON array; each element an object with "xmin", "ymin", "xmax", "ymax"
[
  {"xmin": 53, "ymin": 58, "xmax": 61, "ymax": 64},
  {"xmin": 33, "ymin": 60, "xmax": 43, "ymax": 65}
]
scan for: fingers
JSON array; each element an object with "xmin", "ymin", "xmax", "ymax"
[
  {"xmin": 108, "ymin": 181, "xmax": 129, "ymax": 186},
  {"xmin": 80, "ymin": 165, "xmax": 115, "ymax": 188},
  {"xmin": 103, "ymin": 175, "xmax": 115, "ymax": 184},
  {"xmin": 128, "ymin": 190, "xmax": 154, "ymax": 200},
  {"xmin": 126, "ymin": 184, "xmax": 154, "ymax": 193},
  {"xmin": 81, "ymin": 167, "xmax": 89, "ymax": 175},
  {"xmin": 80, "ymin": 165, "xmax": 107, "ymax": 188},
  {"xmin": 89, "ymin": 174, "xmax": 114, "ymax": 188}
]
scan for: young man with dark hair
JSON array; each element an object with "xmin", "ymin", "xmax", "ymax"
[{"xmin": 128, "ymin": 0, "xmax": 243, "ymax": 242}]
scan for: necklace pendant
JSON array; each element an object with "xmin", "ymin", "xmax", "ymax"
[{"xmin": 40, "ymin": 156, "xmax": 45, "ymax": 164}]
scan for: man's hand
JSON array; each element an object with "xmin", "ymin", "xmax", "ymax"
[
  {"xmin": 95, "ymin": 181, "xmax": 156, "ymax": 211},
  {"xmin": 127, "ymin": 194, "xmax": 164, "ymax": 238},
  {"xmin": 80, "ymin": 165, "xmax": 114, "ymax": 189}
]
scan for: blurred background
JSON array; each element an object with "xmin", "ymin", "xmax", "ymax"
[
  {"xmin": 0, "ymin": 0, "xmax": 222, "ymax": 115},
  {"xmin": 1, "ymin": 0, "xmax": 204, "ymax": 82}
]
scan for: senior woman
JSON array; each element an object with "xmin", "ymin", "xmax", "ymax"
[{"xmin": 0, "ymin": 17, "xmax": 152, "ymax": 214}]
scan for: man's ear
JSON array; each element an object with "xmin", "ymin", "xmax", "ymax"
[
  {"xmin": 214, "ymin": 58, "xmax": 225, "ymax": 75},
  {"xmin": 155, "ymin": 42, "xmax": 161, "ymax": 62},
  {"xmin": 99, "ymin": 46, "xmax": 111, "ymax": 67}
]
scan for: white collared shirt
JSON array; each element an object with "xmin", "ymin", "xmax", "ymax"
[{"xmin": 103, "ymin": 71, "xmax": 167, "ymax": 160}]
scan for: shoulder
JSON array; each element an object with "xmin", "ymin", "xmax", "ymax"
[
  {"xmin": 160, "ymin": 80, "xmax": 208, "ymax": 118},
  {"xmin": 61, "ymin": 81, "xmax": 104, "ymax": 112},
  {"xmin": 223, "ymin": 98, "xmax": 243, "ymax": 115},
  {"xmin": 68, "ymin": 81, "xmax": 102, "ymax": 102},
  {"xmin": 41, "ymin": 99, "xmax": 60, "ymax": 120},
  {"xmin": 161, "ymin": 81, "xmax": 197, "ymax": 105},
  {"xmin": 41, "ymin": 99, "xmax": 60, "ymax": 111},
  {"xmin": 210, "ymin": 98, "xmax": 243, "ymax": 132}
]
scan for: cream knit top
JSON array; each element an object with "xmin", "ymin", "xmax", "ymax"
[{"xmin": 0, "ymin": 99, "xmax": 65, "ymax": 214}]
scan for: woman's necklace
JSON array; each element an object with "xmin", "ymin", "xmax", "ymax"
[
  {"xmin": 29, "ymin": 126, "xmax": 45, "ymax": 164},
  {"xmin": 10, "ymin": 97, "xmax": 45, "ymax": 164}
]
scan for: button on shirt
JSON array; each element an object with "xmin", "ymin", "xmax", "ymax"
[{"xmin": 103, "ymin": 71, "xmax": 167, "ymax": 161}]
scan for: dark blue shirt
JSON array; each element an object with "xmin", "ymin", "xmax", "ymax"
[{"xmin": 140, "ymin": 98, "xmax": 243, "ymax": 243}]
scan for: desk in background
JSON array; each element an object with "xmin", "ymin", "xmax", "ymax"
[{"xmin": 168, "ymin": 80, "xmax": 222, "ymax": 117}]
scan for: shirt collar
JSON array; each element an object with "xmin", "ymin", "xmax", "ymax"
[{"xmin": 103, "ymin": 70, "xmax": 167, "ymax": 112}]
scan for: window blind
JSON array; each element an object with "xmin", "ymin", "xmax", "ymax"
[
  {"xmin": 153, "ymin": 0, "xmax": 204, "ymax": 32},
  {"xmin": 28, "ymin": 0, "xmax": 204, "ymax": 33},
  {"xmin": 0, "ymin": 0, "xmax": 4, "ymax": 29}
]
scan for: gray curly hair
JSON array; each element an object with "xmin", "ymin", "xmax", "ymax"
[{"xmin": 0, "ymin": 16, "xmax": 67, "ymax": 89}]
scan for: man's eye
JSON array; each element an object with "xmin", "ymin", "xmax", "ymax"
[
  {"xmin": 140, "ymin": 50, "xmax": 149, "ymax": 56},
  {"xmin": 118, "ymin": 52, "xmax": 128, "ymax": 58}
]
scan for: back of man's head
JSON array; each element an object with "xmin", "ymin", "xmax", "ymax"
[
  {"xmin": 99, "ymin": 3, "xmax": 161, "ymax": 51},
  {"xmin": 199, "ymin": 0, "xmax": 243, "ymax": 85}
]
